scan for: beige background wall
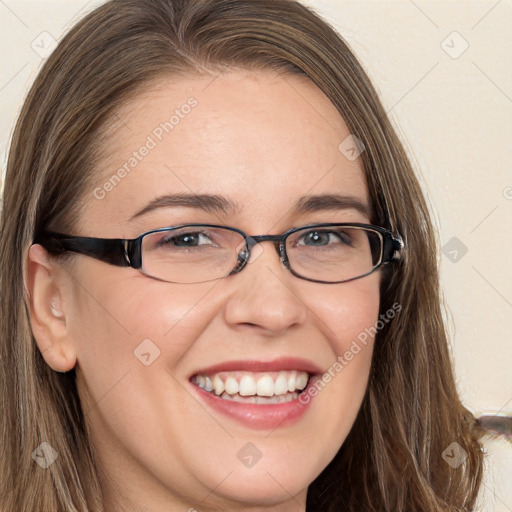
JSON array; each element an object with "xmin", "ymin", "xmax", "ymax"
[{"xmin": 1, "ymin": 1, "xmax": 510, "ymax": 510}]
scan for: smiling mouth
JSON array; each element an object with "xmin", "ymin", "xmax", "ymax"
[{"xmin": 190, "ymin": 370, "xmax": 310, "ymax": 405}]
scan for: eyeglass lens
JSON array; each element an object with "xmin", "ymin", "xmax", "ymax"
[{"xmin": 140, "ymin": 225, "xmax": 383, "ymax": 284}]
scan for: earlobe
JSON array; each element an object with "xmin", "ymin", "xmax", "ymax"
[{"xmin": 26, "ymin": 244, "xmax": 77, "ymax": 373}]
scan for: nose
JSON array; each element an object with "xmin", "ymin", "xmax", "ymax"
[{"xmin": 223, "ymin": 242, "xmax": 308, "ymax": 336}]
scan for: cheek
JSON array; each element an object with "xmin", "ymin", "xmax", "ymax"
[
  {"xmin": 68, "ymin": 268, "xmax": 218, "ymax": 406},
  {"xmin": 308, "ymin": 273, "xmax": 381, "ymax": 354},
  {"xmin": 300, "ymin": 274, "xmax": 380, "ymax": 445}
]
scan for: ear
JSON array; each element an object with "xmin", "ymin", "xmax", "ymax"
[{"xmin": 26, "ymin": 244, "xmax": 77, "ymax": 372}]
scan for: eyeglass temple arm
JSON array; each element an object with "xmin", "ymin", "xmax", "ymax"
[{"xmin": 34, "ymin": 232, "xmax": 132, "ymax": 267}]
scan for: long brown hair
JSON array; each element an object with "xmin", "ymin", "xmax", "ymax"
[{"xmin": 0, "ymin": 0, "xmax": 483, "ymax": 510}]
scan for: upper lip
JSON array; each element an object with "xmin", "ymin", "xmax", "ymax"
[{"xmin": 190, "ymin": 357, "xmax": 323, "ymax": 377}]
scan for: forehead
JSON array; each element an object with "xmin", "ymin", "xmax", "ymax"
[{"xmin": 84, "ymin": 70, "xmax": 370, "ymax": 235}]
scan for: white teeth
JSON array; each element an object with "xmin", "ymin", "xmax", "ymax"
[
  {"xmin": 204, "ymin": 376, "xmax": 213, "ymax": 392},
  {"xmin": 287, "ymin": 372, "xmax": 296, "ymax": 392},
  {"xmin": 213, "ymin": 375, "xmax": 224, "ymax": 396},
  {"xmin": 224, "ymin": 376, "xmax": 239, "ymax": 395},
  {"xmin": 296, "ymin": 372, "xmax": 308, "ymax": 390},
  {"xmin": 274, "ymin": 372, "xmax": 288, "ymax": 395},
  {"xmin": 256, "ymin": 375, "xmax": 274, "ymax": 397},
  {"xmin": 239, "ymin": 375, "xmax": 257, "ymax": 396},
  {"xmin": 218, "ymin": 391, "xmax": 300, "ymax": 404},
  {"xmin": 193, "ymin": 370, "xmax": 310, "ymax": 399}
]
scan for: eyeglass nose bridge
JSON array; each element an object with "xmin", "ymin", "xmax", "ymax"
[{"xmin": 231, "ymin": 233, "xmax": 289, "ymax": 275}]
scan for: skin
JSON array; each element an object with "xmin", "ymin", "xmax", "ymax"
[{"xmin": 27, "ymin": 70, "xmax": 381, "ymax": 512}]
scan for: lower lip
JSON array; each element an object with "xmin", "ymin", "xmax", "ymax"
[{"xmin": 190, "ymin": 380, "xmax": 316, "ymax": 430}]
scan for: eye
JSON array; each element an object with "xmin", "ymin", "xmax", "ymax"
[
  {"xmin": 297, "ymin": 229, "xmax": 352, "ymax": 247},
  {"xmin": 158, "ymin": 231, "xmax": 216, "ymax": 248}
]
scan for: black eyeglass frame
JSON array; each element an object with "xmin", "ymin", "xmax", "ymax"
[{"xmin": 34, "ymin": 223, "xmax": 404, "ymax": 284}]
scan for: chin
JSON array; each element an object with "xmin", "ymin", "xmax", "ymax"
[
  {"xmin": 211, "ymin": 476, "xmax": 309, "ymax": 507},
  {"xmin": 198, "ymin": 454, "xmax": 324, "ymax": 507}
]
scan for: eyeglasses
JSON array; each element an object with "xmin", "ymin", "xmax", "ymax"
[{"xmin": 34, "ymin": 223, "xmax": 404, "ymax": 284}]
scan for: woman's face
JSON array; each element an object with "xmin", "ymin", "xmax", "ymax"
[{"xmin": 35, "ymin": 70, "xmax": 381, "ymax": 511}]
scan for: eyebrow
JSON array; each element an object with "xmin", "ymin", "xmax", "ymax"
[
  {"xmin": 130, "ymin": 193, "xmax": 241, "ymax": 220},
  {"xmin": 130, "ymin": 193, "xmax": 371, "ymax": 220},
  {"xmin": 295, "ymin": 194, "xmax": 371, "ymax": 219}
]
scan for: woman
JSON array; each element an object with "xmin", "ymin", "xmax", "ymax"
[{"xmin": 0, "ymin": 0, "xmax": 484, "ymax": 510}]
